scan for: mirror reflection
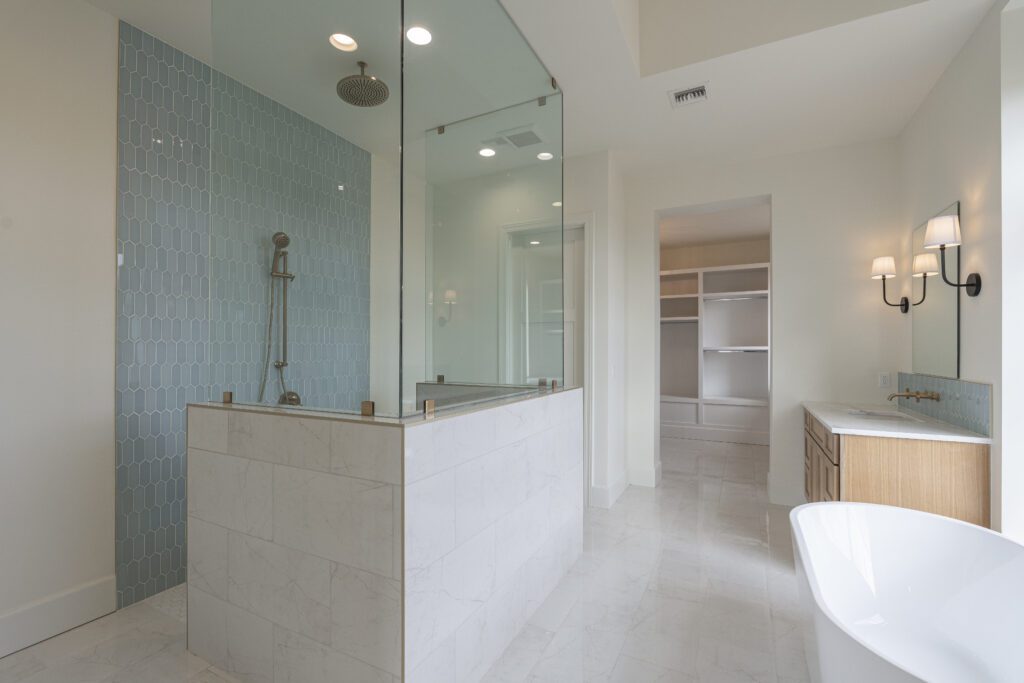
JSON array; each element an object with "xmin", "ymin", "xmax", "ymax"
[{"xmin": 911, "ymin": 202, "xmax": 960, "ymax": 378}]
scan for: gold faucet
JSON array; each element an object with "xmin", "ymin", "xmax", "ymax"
[{"xmin": 888, "ymin": 390, "xmax": 941, "ymax": 403}]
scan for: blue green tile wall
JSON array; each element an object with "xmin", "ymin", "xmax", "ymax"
[
  {"xmin": 116, "ymin": 22, "xmax": 371, "ymax": 607},
  {"xmin": 898, "ymin": 372, "xmax": 992, "ymax": 436}
]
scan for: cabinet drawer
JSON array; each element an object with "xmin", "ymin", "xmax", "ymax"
[{"xmin": 805, "ymin": 410, "xmax": 838, "ymax": 464}]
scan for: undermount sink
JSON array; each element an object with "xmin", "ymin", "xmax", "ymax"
[{"xmin": 847, "ymin": 409, "xmax": 922, "ymax": 422}]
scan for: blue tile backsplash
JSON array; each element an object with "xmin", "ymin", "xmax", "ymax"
[
  {"xmin": 116, "ymin": 23, "xmax": 370, "ymax": 607},
  {"xmin": 898, "ymin": 372, "xmax": 992, "ymax": 437}
]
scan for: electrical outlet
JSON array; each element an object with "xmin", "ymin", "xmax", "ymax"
[{"xmin": 878, "ymin": 372, "xmax": 891, "ymax": 389}]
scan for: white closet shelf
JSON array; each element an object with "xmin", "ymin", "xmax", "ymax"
[
  {"xmin": 660, "ymin": 263, "xmax": 769, "ymax": 276},
  {"xmin": 662, "ymin": 316, "xmax": 698, "ymax": 323},
  {"xmin": 660, "ymin": 294, "xmax": 699, "ymax": 300},
  {"xmin": 703, "ymin": 346, "xmax": 768, "ymax": 352},
  {"xmin": 702, "ymin": 290, "xmax": 769, "ymax": 300},
  {"xmin": 703, "ymin": 396, "xmax": 769, "ymax": 407},
  {"xmin": 661, "ymin": 395, "xmax": 699, "ymax": 404}
]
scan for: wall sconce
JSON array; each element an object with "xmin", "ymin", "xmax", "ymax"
[
  {"xmin": 438, "ymin": 289, "xmax": 457, "ymax": 327},
  {"xmin": 872, "ymin": 256, "xmax": 908, "ymax": 314},
  {"xmin": 911, "ymin": 252, "xmax": 939, "ymax": 307},
  {"xmin": 923, "ymin": 214, "xmax": 982, "ymax": 297}
]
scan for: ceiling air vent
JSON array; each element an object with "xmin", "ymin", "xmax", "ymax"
[{"xmin": 668, "ymin": 84, "xmax": 708, "ymax": 109}]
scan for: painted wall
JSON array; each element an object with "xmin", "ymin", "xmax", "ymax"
[
  {"xmin": 625, "ymin": 140, "xmax": 908, "ymax": 503},
  {"xmin": 116, "ymin": 23, "xmax": 371, "ymax": 606},
  {"xmin": 1001, "ymin": 0, "xmax": 1024, "ymax": 538},
  {"xmin": 898, "ymin": 0, "xmax": 1005, "ymax": 529},
  {"xmin": 564, "ymin": 152, "xmax": 629, "ymax": 508},
  {"xmin": 0, "ymin": 0, "xmax": 118, "ymax": 655}
]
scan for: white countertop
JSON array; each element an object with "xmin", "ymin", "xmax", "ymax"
[{"xmin": 803, "ymin": 402, "xmax": 992, "ymax": 445}]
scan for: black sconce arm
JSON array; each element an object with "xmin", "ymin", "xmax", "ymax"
[
  {"xmin": 913, "ymin": 275, "xmax": 928, "ymax": 307},
  {"xmin": 881, "ymin": 276, "xmax": 909, "ymax": 314},
  {"xmin": 938, "ymin": 245, "xmax": 982, "ymax": 297}
]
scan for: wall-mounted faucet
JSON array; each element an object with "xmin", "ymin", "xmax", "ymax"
[{"xmin": 888, "ymin": 390, "xmax": 941, "ymax": 403}]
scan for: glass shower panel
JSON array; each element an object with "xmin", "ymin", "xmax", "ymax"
[
  {"xmin": 206, "ymin": 0, "xmax": 402, "ymax": 416},
  {"xmin": 401, "ymin": 0, "xmax": 563, "ymax": 415}
]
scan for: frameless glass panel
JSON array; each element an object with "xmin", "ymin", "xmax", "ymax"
[
  {"xmin": 207, "ymin": 0, "xmax": 402, "ymax": 416},
  {"xmin": 401, "ymin": 0, "xmax": 563, "ymax": 416}
]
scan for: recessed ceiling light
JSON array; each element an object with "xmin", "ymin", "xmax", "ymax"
[
  {"xmin": 529, "ymin": 240, "xmax": 541, "ymax": 245},
  {"xmin": 337, "ymin": 184, "xmax": 345, "ymax": 191},
  {"xmin": 329, "ymin": 33, "xmax": 358, "ymax": 52},
  {"xmin": 537, "ymin": 152, "xmax": 553, "ymax": 161},
  {"xmin": 406, "ymin": 26, "xmax": 432, "ymax": 45},
  {"xmin": 552, "ymin": 201, "xmax": 562, "ymax": 207},
  {"xmin": 479, "ymin": 147, "xmax": 496, "ymax": 158}
]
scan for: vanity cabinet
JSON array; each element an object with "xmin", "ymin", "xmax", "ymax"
[{"xmin": 804, "ymin": 409, "xmax": 990, "ymax": 527}]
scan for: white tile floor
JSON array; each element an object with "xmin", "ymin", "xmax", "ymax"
[
  {"xmin": 0, "ymin": 437, "xmax": 809, "ymax": 683},
  {"xmin": 482, "ymin": 438, "xmax": 810, "ymax": 683}
]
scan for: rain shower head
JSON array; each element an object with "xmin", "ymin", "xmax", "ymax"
[{"xmin": 337, "ymin": 61, "xmax": 389, "ymax": 107}]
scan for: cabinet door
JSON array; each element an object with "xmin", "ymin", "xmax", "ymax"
[
  {"xmin": 804, "ymin": 434, "xmax": 813, "ymax": 501},
  {"xmin": 823, "ymin": 458, "xmax": 839, "ymax": 501}
]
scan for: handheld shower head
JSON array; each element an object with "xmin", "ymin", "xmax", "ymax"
[{"xmin": 272, "ymin": 232, "xmax": 290, "ymax": 251}]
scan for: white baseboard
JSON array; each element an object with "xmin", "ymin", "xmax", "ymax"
[
  {"xmin": 0, "ymin": 574, "xmax": 116, "ymax": 658},
  {"xmin": 661, "ymin": 422, "xmax": 769, "ymax": 446},
  {"xmin": 590, "ymin": 474, "xmax": 628, "ymax": 509}
]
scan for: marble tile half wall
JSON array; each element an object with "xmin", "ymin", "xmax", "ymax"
[
  {"xmin": 186, "ymin": 388, "xmax": 584, "ymax": 683},
  {"xmin": 403, "ymin": 389, "xmax": 585, "ymax": 682},
  {"xmin": 186, "ymin": 405, "xmax": 403, "ymax": 683}
]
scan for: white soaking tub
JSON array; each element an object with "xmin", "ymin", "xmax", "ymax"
[{"xmin": 790, "ymin": 502, "xmax": 1024, "ymax": 683}]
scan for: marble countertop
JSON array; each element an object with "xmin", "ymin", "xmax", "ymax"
[{"xmin": 803, "ymin": 401, "xmax": 992, "ymax": 445}]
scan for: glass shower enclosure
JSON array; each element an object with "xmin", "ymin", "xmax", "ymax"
[{"xmin": 205, "ymin": 0, "xmax": 565, "ymax": 418}]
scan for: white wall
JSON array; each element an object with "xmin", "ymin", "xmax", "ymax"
[
  {"xmin": 625, "ymin": 140, "xmax": 908, "ymax": 503},
  {"xmin": 899, "ymin": 0, "xmax": 1005, "ymax": 529},
  {"xmin": 1001, "ymin": 0, "xmax": 1024, "ymax": 537},
  {"xmin": 565, "ymin": 152, "xmax": 628, "ymax": 507},
  {"xmin": 0, "ymin": 0, "xmax": 117, "ymax": 655}
]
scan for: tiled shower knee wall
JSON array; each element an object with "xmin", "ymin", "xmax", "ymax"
[{"xmin": 116, "ymin": 22, "xmax": 371, "ymax": 607}]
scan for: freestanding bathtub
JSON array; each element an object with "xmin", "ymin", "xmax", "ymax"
[{"xmin": 790, "ymin": 502, "xmax": 1024, "ymax": 683}]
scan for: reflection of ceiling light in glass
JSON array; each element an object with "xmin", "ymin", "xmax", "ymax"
[
  {"xmin": 479, "ymin": 148, "xmax": 496, "ymax": 157},
  {"xmin": 329, "ymin": 33, "xmax": 358, "ymax": 52},
  {"xmin": 529, "ymin": 240, "xmax": 541, "ymax": 245},
  {"xmin": 552, "ymin": 201, "xmax": 562, "ymax": 207},
  {"xmin": 337, "ymin": 184, "xmax": 345, "ymax": 191},
  {"xmin": 406, "ymin": 26, "xmax": 432, "ymax": 45},
  {"xmin": 537, "ymin": 152, "xmax": 553, "ymax": 161}
]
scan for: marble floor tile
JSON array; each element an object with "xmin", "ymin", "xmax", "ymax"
[
  {"xmin": 485, "ymin": 437, "xmax": 811, "ymax": 683},
  {"xmin": 0, "ymin": 585, "xmax": 240, "ymax": 683}
]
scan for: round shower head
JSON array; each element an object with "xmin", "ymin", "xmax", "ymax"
[
  {"xmin": 272, "ymin": 232, "xmax": 290, "ymax": 250},
  {"xmin": 337, "ymin": 61, "xmax": 389, "ymax": 107}
]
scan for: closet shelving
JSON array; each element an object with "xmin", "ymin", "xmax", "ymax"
[{"xmin": 660, "ymin": 262, "xmax": 770, "ymax": 445}]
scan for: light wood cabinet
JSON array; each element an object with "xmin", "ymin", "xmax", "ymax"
[{"xmin": 803, "ymin": 409, "xmax": 990, "ymax": 527}]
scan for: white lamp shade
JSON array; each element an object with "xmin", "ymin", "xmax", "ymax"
[
  {"xmin": 924, "ymin": 214, "xmax": 961, "ymax": 249},
  {"xmin": 912, "ymin": 252, "xmax": 940, "ymax": 278},
  {"xmin": 443, "ymin": 289, "xmax": 458, "ymax": 304},
  {"xmin": 871, "ymin": 256, "xmax": 896, "ymax": 280}
]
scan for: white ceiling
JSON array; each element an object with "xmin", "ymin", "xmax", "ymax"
[
  {"xmin": 659, "ymin": 196, "xmax": 771, "ymax": 247},
  {"xmin": 500, "ymin": 0, "xmax": 996, "ymax": 171},
  {"xmin": 638, "ymin": 0, "xmax": 926, "ymax": 76}
]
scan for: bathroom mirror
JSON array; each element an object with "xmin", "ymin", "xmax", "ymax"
[{"xmin": 911, "ymin": 202, "xmax": 960, "ymax": 378}]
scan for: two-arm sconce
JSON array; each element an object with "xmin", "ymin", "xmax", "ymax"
[
  {"xmin": 872, "ymin": 213, "xmax": 982, "ymax": 313},
  {"xmin": 923, "ymin": 214, "xmax": 982, "ymax": 297},
  {"xmin": 871, "ymin": 253, "xmax": 940, "ymax": 314}
]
